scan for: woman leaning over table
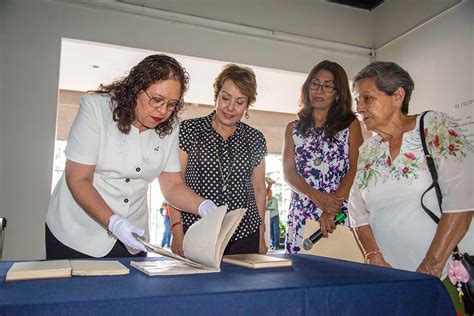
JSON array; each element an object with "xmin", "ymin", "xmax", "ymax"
[
  {"xmin": 348, "ymin": 61, "xmax": 473, "ymax": 313},
  {"xmin": 45, "ymin": 55, "xmax": 217, "ymax": 259},
  {"xmin": 169, "ymin": 64, "xmax": 268, "ymax": 256},
  {"xmin": 282, "ymin": 60, "xmax": 363, "ymax": 253}
]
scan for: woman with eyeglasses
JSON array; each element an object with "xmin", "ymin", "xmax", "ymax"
[
  {"xmin": 169, "ymin": 64, "xmax": 268, "ymax": 256},
  {"xmin": 282, "ymin": 60, "xmax": 363, "ymax": 253},
  {"xmin": 349, "ymin": 62, "xmax": 473, "ymax": 314},
  {"xmin": 45, "ymin": 54, "xmax": 217, "ymax": 259}
]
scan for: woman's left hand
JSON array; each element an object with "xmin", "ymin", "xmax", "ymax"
[
  {"xmin": 416, "ymin": 258, "xmax": 443, "ymax": 278},
  {"xmin": 259, "ymin": 231, "xmax": 268, "ymax": 254},
  {"xmin": 416, "ymin": 212, "xmax": 472, "ymax": 278}
]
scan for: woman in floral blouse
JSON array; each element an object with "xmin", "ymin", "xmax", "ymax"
[
  {"xmin": 349, "ymin": 62, "xmax": 473, "ymax": 294},
  {"xmin": 282, "ymin": 60, "xmax": 363, "ymax": 253}
]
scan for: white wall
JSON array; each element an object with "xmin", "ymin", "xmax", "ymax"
[
  {"xmin": 373, "ymin": 0, "xmax": 461, "ymax": 48},
  {"xmin": 375, "ymin": 0, "xmax": 473, "ymax": 121},
  {"xmin": 1, "ymin": 0, "xmax": 371, "ymax": 260},
  {"xmin": 123, "ymin": 0, "xmax": 373, "ymax": 48},
  {"xmin": 0, "ymin": 0, "xmax": 5, "ymax": 236}
]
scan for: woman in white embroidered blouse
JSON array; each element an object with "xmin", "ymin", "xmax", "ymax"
[{"xmin": 348, "ymin": 62, "xmax": 473, "ymax": 282}]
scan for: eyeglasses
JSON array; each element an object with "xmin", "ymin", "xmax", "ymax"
[
  {"xmin": 143, "ymin": 90, "xmax": 180, "ymax": 112},
  {"xmin": 309, "ymin": 81, "xmax": 336, "ymax": 93}
]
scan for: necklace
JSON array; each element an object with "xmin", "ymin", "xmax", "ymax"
[
  {"xmin": 215, "ymin": 141, "xmax": 236, "ymax": 192},
  {"xmin": 313, "ymin": 128, "xmax": 325, "ymax": 167}
]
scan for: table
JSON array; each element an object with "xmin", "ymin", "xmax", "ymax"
[{"xmin": 0, "ymin": 254, "xmax": 454, "ymax": 315}]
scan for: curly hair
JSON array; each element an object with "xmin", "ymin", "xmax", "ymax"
[
  {"xmin": 353, "ymin": 61, "xmax": 414, "ymax": 114},
  {"xmin": 297, "ymin": 60, "xmax": 356, "ymax": 139},
  {"xmin": 96, "ymin": 54, "xmax": 190, "ymax": 137},
  {"xmin": 213, "ymin": 64, "xmax": 257, "ymax": 106}
]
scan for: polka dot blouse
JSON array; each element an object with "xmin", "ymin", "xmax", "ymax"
[{"xmin": 179, "ymin": 111, "xmax": 267, "ymax": 241}]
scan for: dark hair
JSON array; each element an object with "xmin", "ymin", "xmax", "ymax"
[
  {"xmin": 96, "ymin": 54, "xmax": 189, "ymax": 137},
  {"xmin": 353, "ymin": 61, "xmax": 414, "ymax": 114},
  {"xmin": 297, "ymin": 60, "xmax": 356, "ymax": 138},
  {"xmin": 213, "ymin": 64, "xmax": 257, "ymax": 106}
]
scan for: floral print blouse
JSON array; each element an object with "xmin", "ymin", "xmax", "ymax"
[
  {"xmin": 349, "ymin": 111, "xmax": 474, "ymax": 277},
  {"xmin": 286, "ymin": 120, "xmax": 351, "ymax": 254}
]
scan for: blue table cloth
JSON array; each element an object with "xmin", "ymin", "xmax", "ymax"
[{"xmin": 0, "ymin": 254, "xmax": 454, "ymax": 315}]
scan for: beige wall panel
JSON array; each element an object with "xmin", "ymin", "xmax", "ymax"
[{"xmin": 57, "ymin": 91, "xmax": 297, "ymax": 154}]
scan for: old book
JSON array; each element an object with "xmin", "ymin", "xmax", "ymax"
[
  {"xmin": 6, "ymin": 259, "xmax": 129, "ymax": 281},
  {"xmin": 222, "ymin": 254, "xmax": 293, "ymax": 269},
  {"xmin": 131, "ymin": 205, "xmax": 246, "ymax": 275},
  {"xmin": 6, "ymin": 260, "xmax": 72, "ymax": 281},
  {"xmin": 70, "ymin": 260, "xmax": 129, "ymax": 276}
]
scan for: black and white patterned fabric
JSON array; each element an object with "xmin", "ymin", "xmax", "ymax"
[{"xmin": 179, "ymin": 111, "xmax": 267, "ymax": 241}]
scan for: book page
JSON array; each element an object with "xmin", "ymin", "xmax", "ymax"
[
  {"xmin": 183, "ymin": 205, "xmax": 229, "ymax": 268},
  {"xmin": 222, "ymin": 254, "xmax": 292, "ymax": 268},
  {"xmin": 70, "ymin": 260, "xmax": 129, "ymax": 276},
  {"xmin": 213, "ymin": 208, "xmax": 246, "ymax": 264},
  {"xmin": 131, "ymin": 260, "xmax": 219, "ymax": 276},
  {"xmin": 132, "ymin": 205, "xmax": 246, "ymax": 275},
  {"xmin": 135, "ymin": 236, "xmax": 208, "ymax": 269},
  {"xmin": 6, "ymin": 260, "xmax": 72, "ymax": 281}
]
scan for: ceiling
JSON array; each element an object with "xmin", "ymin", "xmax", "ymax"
[
  {"xmin": 327, "ymin": 0, "xmax": 384, "ymax": 11},
  {"xmin": 58, "ymin": 0, "xmax": 420, "ymax": 115}
]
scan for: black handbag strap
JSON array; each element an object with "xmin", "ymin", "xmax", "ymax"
[
  {"xmin": 419, "ymin": 111, "xmax": 459, "ymax": 254},
  {"xmin": 419, "ymin": 111, "xmax": 442, "ymax": 224}
]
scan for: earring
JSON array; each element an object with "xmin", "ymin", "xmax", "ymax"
[{"xmin": 245, "ymin": 111, "xmax": 249, "ymax": 119}]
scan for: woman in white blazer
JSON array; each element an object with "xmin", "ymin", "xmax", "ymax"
[{"xmin": 46, "ymin": 55, "xmax": 216, "ymax": 259}]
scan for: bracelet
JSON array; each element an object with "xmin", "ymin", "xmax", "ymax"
[
  {"xmin": 170, "ymin": 221, "xmax": 182, "ymax": 231},
  {"xmin": 106, "ymin": 227, "xmax": 114, "ymax": 238},
  {"xmin": 364, "ymin": 250, "xmax": 381, "ymax": 263}
]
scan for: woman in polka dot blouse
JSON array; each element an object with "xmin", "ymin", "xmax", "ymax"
[{"xmin": 169, "ymin": 64, "xmax": 268, "ymax": 255}]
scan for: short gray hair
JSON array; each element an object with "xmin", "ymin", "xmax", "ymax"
[{"xmin": 353, "ymin": 61, "xmax": 414, "ymax": 114}]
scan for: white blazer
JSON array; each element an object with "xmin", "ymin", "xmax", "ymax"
[{"xmin": 46, "ymin": 94, "xmax": 180, "ymax": 257}]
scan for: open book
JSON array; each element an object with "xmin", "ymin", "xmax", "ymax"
[
  {"xmin": 131, "ymin": 205, "xmax": 246, "ymax": 275},
  {"xmin": 6, "ymin": 259, "xmax": 129, "ymax": 281},
  {"xmin": 222, "ymin": 254, "xmax": 293, "ymax": 269}
]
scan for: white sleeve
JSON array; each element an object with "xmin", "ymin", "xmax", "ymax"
[
  {"xmin": 64, "ymin": 94, "xmax": 101, "ymax": 165},
  {"xmin": 425, "ymin": 111, "xmax": 474, "ymax": 213},
  {"xmin": 439, "ymin": 142, "xmax": 474, "ymax": 213},
  {"xmin": 163, "ymin": 125, "xmax": 181, "ymax": 173},
  {"xmin": 348, "ymin": 182, "xmax": 370, "ymax": 227}
]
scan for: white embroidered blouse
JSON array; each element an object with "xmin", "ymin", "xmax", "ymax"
[{"xmin": 349, "ymin": 111, "xmax": 474, "ymax": 278}]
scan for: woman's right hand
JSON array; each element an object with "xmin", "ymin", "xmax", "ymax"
[
  {"xmin": 366, "ymin": 252, "xmax": 391, "ymax": 268},
  {"xmin": 171, "ymin": 228, "xmax": 185, "ymax": 257},
  {"xmin": 319, "ymin": 211, "xmax": 337, "ymax": 238},
  {"xmin": 312, "ymin": 191, "xmax": 344, "ymax": 216}
]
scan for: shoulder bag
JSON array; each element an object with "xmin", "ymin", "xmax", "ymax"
[{"xmin": 420, "ymin": 111, "xmax": 473, "ymax": 314}]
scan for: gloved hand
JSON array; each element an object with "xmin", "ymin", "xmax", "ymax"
[
  {"xmin": 198, "ymin": 199, "xmax": 217, "ymax": 217},
  {"xmin": 107, "ymin": 214, "xmax": 147, "ymax": 252}
]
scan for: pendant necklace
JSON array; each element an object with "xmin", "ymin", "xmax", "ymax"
[
  {"xmin": 215, "ymin": 141, "xmax": 236, "ymax": 192},
  {"xmin": 313, "ymin": 128, "xmax": 324, "ymax": 167}
]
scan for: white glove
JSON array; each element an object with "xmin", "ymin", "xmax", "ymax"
[
  {"xmin": 107, "ymin": 214, "xmax": 147, "ymax": 252},
  {"xmin": 198, "ymin": 200, "xmax": 217, "ymax": 217}
]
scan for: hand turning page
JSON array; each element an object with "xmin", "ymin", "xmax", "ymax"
[{"xmin": 131, "ymin": 205, "xmax": 246, "ymax": 275}]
